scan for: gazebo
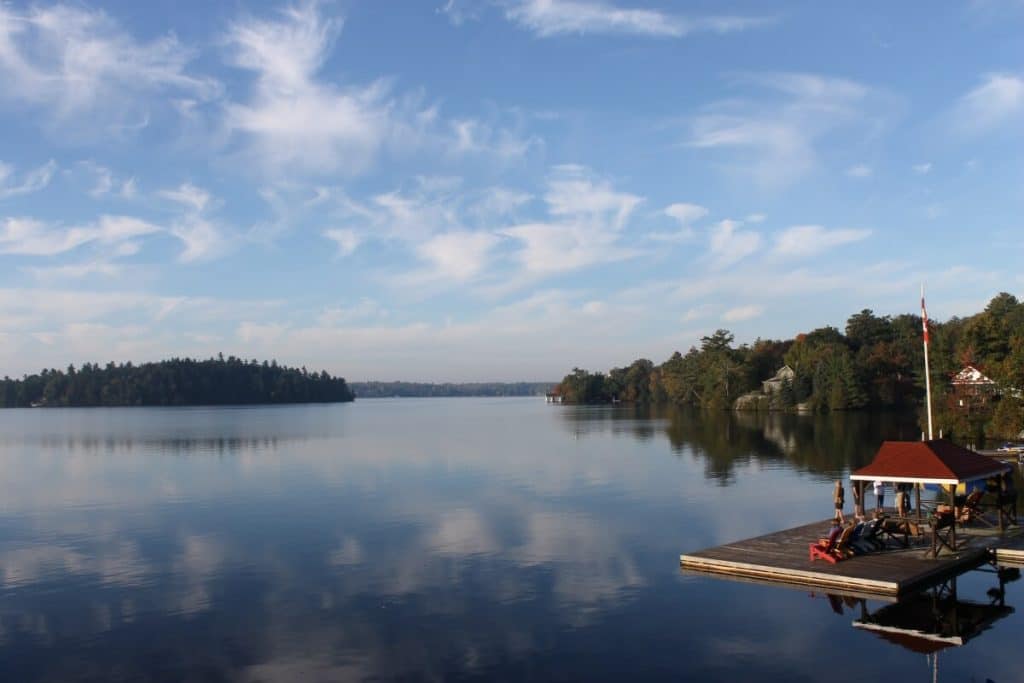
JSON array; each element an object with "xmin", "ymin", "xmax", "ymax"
[{"xmin": 850, "ymin": 440, "xmax": 1013, "ymax": 555}]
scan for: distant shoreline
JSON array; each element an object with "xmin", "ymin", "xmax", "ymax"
[{"xmin": 349, "ymin": 381, "xmax": 555, "ymax": 399}]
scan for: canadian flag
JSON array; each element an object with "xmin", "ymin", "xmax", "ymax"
[{"xmin": 921, "ymin": 289, "xmax": 929, "ymax": 344}]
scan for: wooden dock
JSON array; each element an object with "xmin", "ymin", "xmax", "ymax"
[
  {"xmin": 995, "ymin": 533, "xmax": 1024, "ymax": 566},
  {"xmin": 680, "ymin": 519, "xmax": 1010, "ymax": 597}
]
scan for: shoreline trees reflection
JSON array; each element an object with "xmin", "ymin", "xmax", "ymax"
[{"xmin": 558, "ymin": 404, "xmax": 922, "ymax": 481}]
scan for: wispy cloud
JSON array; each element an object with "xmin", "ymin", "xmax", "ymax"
[
  {"xmin": 645, "ymin": 202, "xmax": 708, "ymax": 243},
  {"xmin": 324, "ymin": 228, "xmax": 361, "ymax": 257},
  {"xmin": 414, "ymin": 230, "xmax": 503, "ymax": 282},
  {"xmin": 0, "ymin": 215, "xmax": 159, "ymax": 256},
  {"xmin": 0, "ymin": 160, "xmax": 57, "ymax": 199},
  {"xmin": 159, "ymin": 182, "xmax": 212, "ymax": 212},
  {"xmin": 503, "ymin": 0, "xmax": 770, "ymax": 38},
  {"xmin": 722, "ymin": 304, "xmax": 763, "ymax": 322},
  {"xmin": 0, "ymin": 4, "xmax": 217, "ymax": 129},
  {"xmin": 846, "ymin": 164, "xmax": 871, "ymax": 178},
  {"xmin": 159, "ymin": 183, "xmax": 227, "ymax": 261},
  {"xmin": 76, "ymin": 162, "xmax": 137, "ymax": 199},
  {"xmin": 912, "ymin": 162, "xmax": 932, "ymax": 174},
  {"xmin": 688, "ymin": 72, "xmax": 882, "ymax": 189},
  {"xmin": 664, "ymin": 202, "xmax": 708, "ymax": 225},
  {"xmin": 772, "ymin": 224, "xmax": 871, "ymax": 258},
  {"xmin": 503, "ymin": 166, "xmax": 643, "ymax": 275},
  {"xmin": 950, "ymin": 73, "xmax": 1024, "ymax": 134},
  {"xmin": 223, "ymin": 4, "xmax": 397, "ymax": 174},
  {"xmin": 448, "ymin": 118, "xmax": 542, "ymax": 161},
  {"xmin": 437, "ymin": 0, "xmax": 483, "ymax": 26},
  {"xmin": 707, "ymin": 219, "xmax": 760, "ymax": 269}
]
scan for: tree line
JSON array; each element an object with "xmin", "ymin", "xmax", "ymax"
[
  {"xmin": 349, "ymin": 381, "xmax": 554, "ymax": 398},
  {"xmin": 554, "ymin": 293, "xmax": 1024, "ymax": 440},
  {"xmin": 0, "ymin": 356, "xmax": 354, "ymax": 407}
]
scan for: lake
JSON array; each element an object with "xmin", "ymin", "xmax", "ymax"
[{"xmin": 0, "ymin": 399, "xmax": 1019, "ymax": 681}]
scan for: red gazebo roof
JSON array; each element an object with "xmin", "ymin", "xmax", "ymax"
[{"xmin": 850, "ymin": 440, "xmax": 1010, "ymax": 485}]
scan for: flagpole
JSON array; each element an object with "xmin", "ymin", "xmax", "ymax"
[{"xmin": 922, "ymin": 284, "xmax": 934, "ymax": 440}]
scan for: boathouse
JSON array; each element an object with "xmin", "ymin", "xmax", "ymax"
[
  {"xmin": 850, "ymin": 440, "xmax": 1014, "ymax": 550},
  {"xmin": 681, "ymin": 440, "xmax": 1019, "ymax": 595}
]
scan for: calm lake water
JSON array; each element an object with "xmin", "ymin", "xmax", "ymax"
[{"xmin": 0, "ymin": 399, "xmax": 1019, "ymax": 682}]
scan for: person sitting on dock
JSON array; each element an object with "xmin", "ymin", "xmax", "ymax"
[{"xmin": 814, "ymin": 520, "xmax": 844, "ymax": 553}]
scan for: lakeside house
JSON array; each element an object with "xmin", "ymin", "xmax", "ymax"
[
  {"xmin": 950, "ymin": 364, "xmax": 999, "ymax": 409},
  {"xmin": 762, "ymin": 365, "xmax": 795, "ymax": 394}
]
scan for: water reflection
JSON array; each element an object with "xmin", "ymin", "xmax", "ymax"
[
  {"xmin": 0, "ymin": 400, "xmax": 1020, "ymax": 681},
  {"xmin": 818, "ymin": 566, "xmax": 1020, "ymax": 681}
]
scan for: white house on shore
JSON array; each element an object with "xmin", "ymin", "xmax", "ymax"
[{"xmin": 762, "ymin": 365, "xmax": 795, "ymax": 394}]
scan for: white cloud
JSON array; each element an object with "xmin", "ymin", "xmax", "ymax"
[
  {"xmin": 646, "ymin": 229, "xmax": 694, "ymax": 245},
  {"xmin": 951, "ymin": 73, "xmax": 1024, "ymax": 134},
  {"xmin": 78, "ymin": 161, "xmax": 137, "ymax": 199},
  {"xmin": 0, "ymin": 160, "xmax": 57, "ymax": 199},
  {"xmin": 846, "ymin": 164, "xmax": 871, "ymax": 178},
  {"xmin": 771, "ymin": 224, "xmax": 871, "ymax": 258},
  {"xmin": 438, "ymin": 0, "xmax": 482, "ymax": 26},
  {"xmin": 664, "ymin": 202, "xmax": 708, "ymax": 225},
  {"xmin": 223, "ymin": 3, "xmax": 396, "ymax": 174},
  {"xmin": 237, "ymin": 321, "xmax": 288, "ymax": 345},
  {"xmin": 689, "ymin": 72, "xmax": 879, "ymax": 189},
  {"xmin": 170, "ymin": 216, "xmax": 226, "ymax": 263},
  {"xmin": 681, "ymin": 304, "xmax": 712, "ymax": 322},
  {"xmin": 722, "ymin": 305, "xmax": 763, "ymax": 322},
  {"xmin": 415, "ymin": 230, "xmax": 502, "ymax": 282},
  {"xmin": 0, "ymin": 4, "xmax": 217, "ymax": 128},
  {"xmin": 324, "ymin": 228, "xmax": 362, "ymax": 256},
  {"xmin": 468, "ymin": 187, "xmax": 532, "ymax": 220},
  {"xmin": 159, "ymin": 182, "xmax": 211, "ymax": 212},
  {"xmin": 448, "ymin": 118, "xmax": 541, "ymax": 160},
  {"xmin": 544, "ymin": 171, "xmax": 642, "ymax": 228},
  {"xmin": 159, "ymin": 183, "xmax": 227, "ymax": 261},
  {"xmin": 651, "ymin": 199, "xmax": 706, "ymax": 243},
  {"xmin": 913, "ymin": 162, "xmax": 932, "ymax": 174},
  {"xmin": 504, "ymin": 0, "xmax": 769, "ymax": 38},
  {"xmin": 503, "ymin": 167, "xmax": 643, "ymax": 275},
  {"xmin": 120, "ymin": 178, "xmax": 138, "ymax": 198},
  {"xmin": 707, "ymin": 219, "xmax": 760, "ymax": 268},
  {"xmin": 25, "ymin": 260, "xmax": 124, "ymax": 281},
  {"xmin": 0, "ymin": 215, "xmax": 159, "ymax": 256},
  {"xmin": 316, "ymin": 299, "xmax": 386, "ymax": 326}
]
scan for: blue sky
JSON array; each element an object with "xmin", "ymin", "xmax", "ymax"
[{"xmin": 0, "ymin": 0, "xmax": 1022, "ymax": 381}]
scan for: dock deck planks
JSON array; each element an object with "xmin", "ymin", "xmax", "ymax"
[{"xmin": 680, "ymin": 519, "xmax": 1009, "ymax": 596}]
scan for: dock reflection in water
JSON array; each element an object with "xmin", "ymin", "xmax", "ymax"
[{"xmin": 827, "ymin": 565, "xmax": 1019, "ymax": 678}]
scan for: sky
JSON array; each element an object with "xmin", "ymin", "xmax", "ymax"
[{"xmin": 0, "ymin": 0, "xmax": 1022, "ymax": 381}]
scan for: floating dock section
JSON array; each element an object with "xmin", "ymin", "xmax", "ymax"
[{"xmin": 680, "ymin": 519, "xmax": 1010, "ymax": 597}]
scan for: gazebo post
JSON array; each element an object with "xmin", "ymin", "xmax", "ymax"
[
  {"xmin": 916, "ymin": 482, "xmax": 922, "ymax": 522},
  {"xmin": 949, "ymin": 485, "xmax": 957, "ymax": 552}
]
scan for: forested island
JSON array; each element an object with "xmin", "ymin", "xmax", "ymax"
[
  {"xmin": 0, "ymin": 356, "xmax": 354, "ymax": 407},
  {"xmin": 349, "ymin": 381, "xmax": 553, "ymax": 398},
  {"xmin": 554, "ymin": 293, "xmax": 1024, "ymax": 440}
]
